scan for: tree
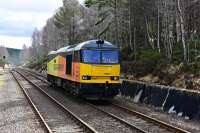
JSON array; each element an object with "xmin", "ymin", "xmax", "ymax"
[
  {"xmin": 177, "ymin": 0, "xmax": 187, "ymax": 62},
  {"xmin": 27, "ymin": 0, "xmax": 200, "ymax": 65}
]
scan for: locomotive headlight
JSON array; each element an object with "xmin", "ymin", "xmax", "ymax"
[
  {"xmin": 82, "ymin": 75, "xmax": 91, "ymax": 80},
  {"xmin": 111, "ymin": 76, "xmax": 119, "ymax": 81}
]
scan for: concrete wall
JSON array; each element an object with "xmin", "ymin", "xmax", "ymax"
[{"xmin": 121, "ymin": 80, "xmax": 200, "ymax": 120}]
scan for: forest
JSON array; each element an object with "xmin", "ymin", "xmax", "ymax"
[{"xmin": 21, "ymin": 0, "xmax": 200, "ymax": 89}]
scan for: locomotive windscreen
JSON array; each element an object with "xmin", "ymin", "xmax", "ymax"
[{"xmin": 82, "ymin": 50, "xmax": 119, "ymax": 64}]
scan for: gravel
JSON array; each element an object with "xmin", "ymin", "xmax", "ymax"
[
  {"xmin": 14, "ymin": 72, "xmax": 85, "ymax": 133},
  {"xmin": 21, "ymin": 71, "xmax": 140, "ymax": 133},
  {"xmin": 22, "ymin": 68, "xmax": 200, "ymax": 133},
  {"xmin": 114, "ymin": 96, "xmax": 200, "ymax": 133},
  {"xmin": 95, "ymin": 104, "xmax": 172, "ymax": 133},
  {"xmin": 0, "ymin": 71, "xmax": 45, "ymax": 133}
]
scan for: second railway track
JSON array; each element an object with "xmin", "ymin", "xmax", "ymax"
[
  {"xmin": 16, "ymin": 68, "xmax": 191, "ymax": 133},
  {"xmin": 12, "ymin": 70, "xmax": 97, "ymax": 133},
  {"xmin": 15, "ymin": 69, "xmax": 144, "ymax": 133},
  {"xmin": 88, "ymin": 103, "xmax": 190, "ymax": 133}
]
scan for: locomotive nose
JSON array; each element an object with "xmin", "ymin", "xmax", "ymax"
[{"xmin": 91, "ymin": 65, "xmax": 112, "ymax": 76}]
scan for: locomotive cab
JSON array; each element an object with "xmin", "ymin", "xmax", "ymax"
[
  {"xmin": 78, "ymin": 40, "xmax": 120, "ymax": 99},
  {"xmin": 47, "ymin": 40, "xmax": 120, "ymax": 100}
]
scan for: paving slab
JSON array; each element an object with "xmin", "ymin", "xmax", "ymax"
[{"xmin": 0, "ymin": 69, "xmax": 45, "ymax": 133}]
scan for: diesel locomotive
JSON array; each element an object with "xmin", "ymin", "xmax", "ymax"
[{"xmin": 47, "ymin": 40, "xmax": 120, "ymax": 100}]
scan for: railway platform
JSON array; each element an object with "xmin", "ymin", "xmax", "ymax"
[{"xmin": 0, "ymin": 69, "xmax": 44, "ymax": 133}]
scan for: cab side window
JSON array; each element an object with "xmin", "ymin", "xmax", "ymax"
[
  {"xmin": 66, "ymin": 54, "xmax": 72, "ymax": 75},
  {"xmin": 73, "ymin": 51, "xmax": 80, "ymax": 62}
]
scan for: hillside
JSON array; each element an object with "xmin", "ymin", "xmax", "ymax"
[{"xmin": 121, "ymin": 48, "xmax": 200, "ymax": 90}]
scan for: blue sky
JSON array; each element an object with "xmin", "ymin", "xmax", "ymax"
[{"xmin": 0, "ymin": 0, "xmax": 84, "ymax": 49}]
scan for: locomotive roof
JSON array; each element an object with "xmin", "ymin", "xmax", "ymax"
[
  {"xmin": 48, "ymin": 40, "xmax": 118, "ymax": 55},
  {"xmin": 74, "ymin": 40, "xmax": 117, "ymax": 50},
  {"xmin": 56, "ymin": 46, "xmax": 70, "ymax": 53},
  {"xmin": 48, "ymin": 51, "xmax": 57, "ymax": 55}
]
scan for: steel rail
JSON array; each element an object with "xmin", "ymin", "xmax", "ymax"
[
  {"xmin": 15, "ymin": 70, "xmax": 98, "ymax": 133},
  {"xmin": 11, "ymin": 71, "xmax": 53, "ymax": 133},
  {"xmin": 20, "ymin": 69, "xmax": 147, "ymax": 133},
  {"xmin": 20, "ymin": 69, "xmax": 190, "ymax": 133},
  {"xmin": 22, "ymin": 68, "xmax": 46, "ymax": 78},
  {"xmin": 87, "ymin": 103, "xmax": 148, "ymax": 133},
  {"xmin": 112, "ymin": 103, "xmax": 191, "ymax": 133},
  {"xmin": 21, "ymin": 69, "xmax": 49, "ymax": 84}
]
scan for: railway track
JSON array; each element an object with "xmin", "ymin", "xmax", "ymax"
[
  {"xmin": 11, "ymin": 71, "xmax": 52, "ymax": 133},
  {"xmin": 11, "ymin": 71, "xmax": 97, "ymax": 133},
  {"xmin": 15, "ymin": 69, "xmax": 147, "ymax": 133},
  {"xmin": 88, "ymin": 103, "xmax": 190, "ymax": 133},
  {"xmin": 22, "ymin": 68, "xmax": 47, "ymax": 78},
  {"xmin": 17, "ymin": 68, "xmax": 191, "ymax": 133},
  {"xmin": 20, "ymin": 68, "xmax": 49, "ymax": 84},
  {"xmin": 111, "ymin": 103, "xmax": 190, "ymax": 133}
]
